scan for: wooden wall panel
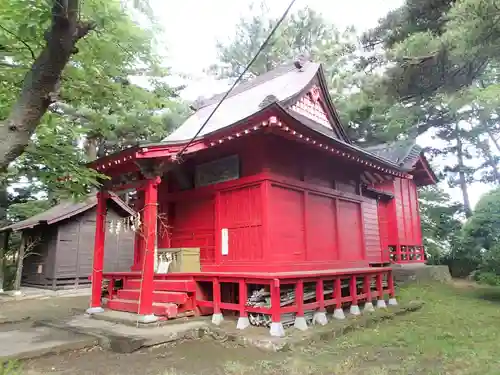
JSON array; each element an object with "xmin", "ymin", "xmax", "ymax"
[
  {"xmin": 337, "ymin": 200, "xmax": 364, "ymax": 262},
  {"xmin": 394, "ymin": 179, "xmax": 406, "ymax": 242},
  {"xmin": 268, "ymin": 185, "xmax": 305, "ymax": 262},
  {"xmin": 362, "ymin": 199, "xmax": 381, "ymax": 263},
  {"xmin": 170, "ymin": 197, "xmax": 216, "ymax": 264},
  {"xmin": 411, "ymin": 181, "xmax": 423, "ymax": 244},
  {"xmin": 379, "ymin": 178, "xmax": 424, "ymax": 247},
  {"xmin": 219, "ymin": 185, "xmax": 263, "ymax": 262},
  {"xmin": 306, "ymin": 193, "xmax": 337, "ymax": 261}
]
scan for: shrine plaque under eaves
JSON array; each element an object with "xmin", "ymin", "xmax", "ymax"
[{"xmin": 195, "ymin": 155, "xmax": 240, "ymax": 187}]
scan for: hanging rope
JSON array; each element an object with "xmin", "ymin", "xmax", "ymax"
[{"xmin": 174, "ymin": 0, "xmax": 298, "ymax": 159}]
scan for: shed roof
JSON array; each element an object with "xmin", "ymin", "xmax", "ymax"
[{"xmin": 0, "ymin": 193, "xmax": 134, "ymax": 233}]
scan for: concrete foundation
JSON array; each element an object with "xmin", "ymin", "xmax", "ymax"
[
  {"xmin": 37, "ymin": 313, "xmax": 209, "ymax": 353},
  {"xmin": 211, "ymin": 313, "xmax": 224, "ymax": 326},
  {"xmin": 0, "ymin": 322, "xmax": 97, "ymax": 362},
  {"xmin": 136, "ymin": 314, "xmax": 158, "ymax": 324},
  {"xmin": 388, "ymin": 297, "xmax": 398, "ymax": 306},
  {"xmin": 236, "ymin": 316, "xmax": 250, "ymax": 330},
  {"xmin": 293, "ymin": 316, "xmax": 308, "ymax": 331},
  {"xmin": 349, "ymin": 305, "xmax": 361, "ymax": 316},
  {"xmin": 312, "ymin": 311, "xmax": 328, "ymax": 326},
  {"xmin": 269, "ymin": 322, "xmax": 285, "ymax": 337},
  {"xmin": 377, "ymin": 299, "xmax": 387, "ymax": 308},
  {"xmin": 333, "ymin": 308, "xmax": 345, "ymax": 320},
  {"xmin": 392, "ymin": 264, "xmax": 451, "ymax": 285},
  {"xmin": 363, "ymin": 302, "xmax": 375, "ymax": 312},
  {"xmin": 85, "ymin": 306, "xmax": 104, "ymax": 315}
]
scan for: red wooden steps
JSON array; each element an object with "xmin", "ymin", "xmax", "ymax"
[
  {"xmin": 124, "ymin": 279, "xmax": 196, "ymax": 292},
  {"xmin": 106, "ymin": 298, "xmax": 179, "ymax": 318},
  {"xmin": 117, "ymin": 289, "xmax": 189, "ymax": 304}
]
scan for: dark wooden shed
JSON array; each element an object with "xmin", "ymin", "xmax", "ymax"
[{"xmin": 0, "ymin": 193, "xmax": 136, "ymax": 290}]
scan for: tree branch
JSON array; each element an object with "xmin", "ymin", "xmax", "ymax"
[
  {"xmin": 0, "ymin": 0, "xmax": 95, "ymax": 172},
  {"xmin": 0, "ymin": 23, "xmax": 36, "ymax": 60}
]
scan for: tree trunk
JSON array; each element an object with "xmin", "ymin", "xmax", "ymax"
[
  {"xmin": 0, "ymin": 231, "xmax": 8, "ymax": 292},
  {"xmin": 456, "ymin": 126, "xmax": 473, "ymax": 217},
  {"xmin": 13, "ymin": 232, "xmax": 26, "ymax": 292},
  {"xmin": 0, "ymin": 0, "xmax": 94, "ymax": 171},
  {"xmin": 486, "ymin": 129, "xmax": 500, "ymax": 154},
  {"xmin": 84, "ymin": 137, "xmax": 99, "ymax": 162},
  {"xmin": 479, "ymin": 140, "xmax": 500, "ymax": 185}
]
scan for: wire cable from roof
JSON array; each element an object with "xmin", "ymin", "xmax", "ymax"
[{"xmin": 174, "ymin": 0, "xmax": 298, "ymax": 160}]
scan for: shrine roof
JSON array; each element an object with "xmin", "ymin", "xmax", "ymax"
[
  {"xmin": 91, "ymin": 60, "xmax": 436, "ymax": 181},
  {"xmin": 0, "ymin": 193, "xmax": 134, "ymax": 233},
  {"xmin": 365, "ymin": 140, "xmax": 423, "ymax": 170},
  {"xmin": 164, "ymin": 61, "xmax": 328, "ymax": 142},
  {"xmin": 365, "ymin": 140, "xmax": 438, "ymax": 184}
]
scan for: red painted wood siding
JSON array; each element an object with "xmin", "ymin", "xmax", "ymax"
[
  {"xmin": 306, "ymin": 193, "xmax": 337, "ymax": 261},
  {"xmin": 394, "ymin": 178, "xmax": 423, "ymax": 245},
  {"xmin": 169, "ymin": 197, "xmax": 216, "ymax": 264},
  {"xmin": 219, "ymin": 185, "xmax": 263, "ymax": 262},
  {"xmin": 362, "ymin": 199, "xmax": 381, "ymax": 263},
  {"xmin": 268, "ymin": 184, "xmax": 305, "ymax": 261},
  {"xmin": 412, "ymin": 182, "xmax": 423, "ymax": 243},
  {"xmin": 374, "ymin": 178, "xmax": 424, "ymax": 247},
  {"xmin": 159, "ymin": 132, "xmax": 381, "ymax": 271},
  {"xmin": 377, "ymin": 201, "xmax": 391, "ymax": 261},
  {"xmin": 337, "ymin": 200, "xmax": 364, "ymax": 261}
]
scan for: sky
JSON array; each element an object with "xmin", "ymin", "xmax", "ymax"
[{"xmin": 148, "ymin": 0, "xmax": 493, "ymax": 207}]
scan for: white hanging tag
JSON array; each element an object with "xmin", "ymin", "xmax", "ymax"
[{"xmin": 221, "ymin": 228, "xmax": 229, "ymax": 256}]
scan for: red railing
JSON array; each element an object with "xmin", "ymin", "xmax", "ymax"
[
  {"xmin": 97, "ymin": 268, "xmax": 396, "ymax": 337},
  {"xmin": 194, "ymin": 268, "xmax": 395, "ymax": 336},
  {"xmin": 390, "ymin": 245, "xmax": 426, "ymax": 263}
]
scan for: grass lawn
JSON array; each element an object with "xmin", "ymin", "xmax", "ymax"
[
  {"xmin": 19, "ymin": 281, "xmax": 500, "ymax": 375},
  {"xmin": 222, "ymin": 282, "xmax": 500, "ymax": 375}
]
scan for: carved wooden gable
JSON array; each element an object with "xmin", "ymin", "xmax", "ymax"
[{"xmin": 289, "ymin": 84, "xmax": 344, "ymax": 140}]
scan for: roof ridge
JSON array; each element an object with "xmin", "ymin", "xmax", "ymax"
[
  {"xmin": 0, "ymin": 193, "xmax": 135, "ymax": 232},
  {"xmin": 194, "ymin": 62, "xmax": 305, "ymax": 110}
]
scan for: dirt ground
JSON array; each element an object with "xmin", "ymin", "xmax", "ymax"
[{"xmin": 22, "ymin": 340, "xmax": 279, "ymax": 375}]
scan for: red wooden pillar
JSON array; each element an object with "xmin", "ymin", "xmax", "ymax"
[
  {"xmin": 376, "ymin": 272, "xmax": 387, "ymax": 308},
  {"xmin": 363, "ymin": 274, "xmax": 375, "ymax": 312},
  {"xmin": 295, "ymin": 280, "xmax": 304, "ymax": 317},
  {"xmin": 236, "ymin": 279, "xmax": 249, "ymax": 329},
  {"xmin": 395, "ymin": 245, "xmax": 402, "ymax": 263},
  {"xmin": 316, "ymin": 279, "xmax": 325, "ymax": 312},
  {"xmin": 313, "ymin": 279, "xmax": 328, "ymax": 325},
  {"xmin": 333, "ymin": 277, "xmax": 345, "ymax": 319},
  {"xmin": 131, "ymin": 191, "xmax": 144, "ymax": 272},
  {"xmin": 137, "ymin": 177, "xmax": 160, "ymax": 321},
  {"xmin": 364, "ymin": 275, "xmax": 372, "ymax": 302},
  {"xmin": 211, "ymin": 277, "xmax": 224, "ymax": 325},
  {"xmin": 387, "ymin": 270, "xmax": 397, "ymax": 305},
  {"xmin": 293, "ymin": 280, "xmax": 307, "ymax": 330},
  {"xmin": 269, "ymin": 279, "xmax": 284, "ymax": 336},
  {"xmin": 349, "ymin": 275, "xmax": 360, "ymax": 315},
  {"xmin": 238, "ymin": 280, "xmax": 247, "ymax": 317},
  {"xmin": 87, "ymin": 191, "xmax": 107, "ymax": 314}
]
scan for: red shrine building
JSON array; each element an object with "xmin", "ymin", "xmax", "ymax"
[{"xmin": 86, "ymin": 60, "xmax": 436, "ymax": 336}]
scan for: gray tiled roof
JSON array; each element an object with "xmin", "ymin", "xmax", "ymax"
[
  {"xmin": 365, "ymin": 140, "xmax": 423, "ymax": 170},
  {"xmin": 0, "ymin": 193, "xmax": 134, "ymax": 232},
  {"xmin": 164, "ymin": 62, "xmax": 322, "ymax": 142}
]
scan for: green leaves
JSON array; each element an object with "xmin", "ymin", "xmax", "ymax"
[{"xmin": 0, "ymin": 0, "xmax": 186, "ymax": 203}]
